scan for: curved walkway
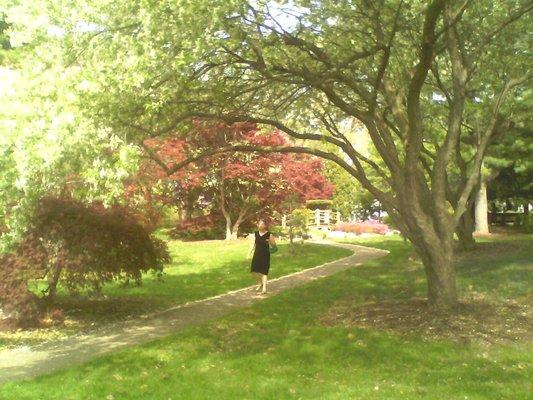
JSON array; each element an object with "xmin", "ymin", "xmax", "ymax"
[{"xmin": 0, "ymin": 241, "xmax": 388, "ymax": 384}]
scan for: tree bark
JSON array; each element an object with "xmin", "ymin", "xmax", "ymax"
[
  {"xmin": 222, "ymin": 208, "xmax": 244, "ymax": 240},
  {"xmin": 230, "ymin": 221, "xmax": 240, "ymax": 240},
  {"xmin": 456, "ymin": 199, "xmax": 476, "ymax": 251},
  {"xmin": 474, "ymin": 180, "xmax": 490, "ymax": 234},
  {"xmin": 45, "ymin": 265, "xmax": 63, "ymax": 304},
  {"xmin": 181, "ymin": 201, "xmax": 192, "ymax": 221},
  {"xmin": 219, "ymin": 182, "xmax": 235, "ymax": 241},
  {"xmin": 224, "ymin": 216, "xmax": 233, "ymax": 241},
  {"xmin": 416, "ymin": 239, "xmax": 458, "ymax": 309},
  {"xmin": 395, "ymin": 200, "xmax": 458, "ymax": 310},
  {"xmin": 229, "ymin": 205, "xmax": 250, "ymax": 240}
]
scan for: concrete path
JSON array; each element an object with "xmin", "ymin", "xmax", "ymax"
[{"xmin": 0, "ymin": 241, "xmax": 388, "ymax": 384}]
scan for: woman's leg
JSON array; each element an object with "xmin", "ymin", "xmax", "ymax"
[
  {"xmin": 261, "ymin": 274, "xmax": 267, "ymax": 293},
  {"xmin": 253, "ymin": 272, "xmax": 262, "ymax": 289}
]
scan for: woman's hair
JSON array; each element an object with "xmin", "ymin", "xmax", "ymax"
[{"xmin": 257, "ymin": 219, "xmax": 268, "ymax": 228}]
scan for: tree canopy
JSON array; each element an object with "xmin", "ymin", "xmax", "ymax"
[
  {"xmin": 0, "ymin": 2, "xmax": 143, "ymax": 251},
  {"xmin": 132, "ymin": 121, "xmax": 333, "ymax": 239},
  {"xmin": 1, "ymin": 0, "xmax": 531, "ymax": 309}
]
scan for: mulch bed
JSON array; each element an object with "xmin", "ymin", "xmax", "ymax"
[{"xmin": 319, "ymin": 296, "xmax": 532, "ymax": 345}]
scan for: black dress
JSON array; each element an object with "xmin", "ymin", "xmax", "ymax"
[{"xmin": 251, "ymin": 230, "xmax": 271, "ymax": 275}]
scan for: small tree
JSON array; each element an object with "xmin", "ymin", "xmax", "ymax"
[
  {"xmin": 142, "ymin": 121, "xmax": 333, "ymax": 239},
  {"xmin": 286, "ymin": 207, "xmax": 313, "ymax": 251},
  {"xmin": 0, "ymin": 197, "xmax": 170, "ymax": 326}
]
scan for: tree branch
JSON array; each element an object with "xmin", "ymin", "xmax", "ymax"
[
  {"xmin": 473, "ymin": 1, "xmax": 533, "ymax": 60},
  {"xmin": 141, "ymin": 142, "xmax": 398, "ymax": 213},
  {"xmin": 453, "ymin": 73, "xmax": 529, "ymax": 223},
  {"xmin": 435, "ymin": 0, "xmax": 472, "ymax": 38}
]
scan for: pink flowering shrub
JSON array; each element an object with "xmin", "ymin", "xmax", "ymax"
[{"xmin": 333, "ymin": 220, "xmax": 389, "ymax": 235}]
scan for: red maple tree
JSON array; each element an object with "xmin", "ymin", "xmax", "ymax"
[{"xmin": 129, "ymin": 121, "xmax": 333, "ymax": 239}]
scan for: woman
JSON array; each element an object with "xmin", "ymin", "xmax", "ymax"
[{"xmin": 247, "ymin": 219, "xmax": 276, "ymax": 294}]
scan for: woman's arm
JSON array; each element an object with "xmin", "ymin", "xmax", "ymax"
[
  {"xmin": 247, "ymin": 236, "xmax": 255, "ymax": 259},
  {"xmin": 269, "ymin": 234, "xmax": 276, "ymax": 245}
]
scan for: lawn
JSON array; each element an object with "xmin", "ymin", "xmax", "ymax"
[
  {"xmin": 0, "ymin": 238, "xmax": 352, "ymax": 350},
  {"xmin": 0, "ymin": 235, "xmax": 531, "ymax": 399}
]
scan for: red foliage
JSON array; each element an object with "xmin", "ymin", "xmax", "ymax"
[
  {"xmin": 0, "ymin": 197, "xmax": 170, "ymax": 327},
  {"xmin": 281, "ymin": 154, "xmax": 334, "ymax": 201},
  {"xmin": 0, "ymin": 246, "xmax": 43, "ymax": 327},
  {"xmin": 171, "ymin": 213, "xmax": 225, "ymax": 240},
  {"xmin": 136, "ymin": 120, "xmax": 334, "ymax": 237}
]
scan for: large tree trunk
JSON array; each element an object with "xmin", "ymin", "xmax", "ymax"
[
  {"xmin": 416, "ymin": 239, "xmax": 457, "ymax": 309},
  {"xmin": 474, "ymin": 180, "xmax": 489, "ymax": 234},
  {"xmin": 393, "ymin": 204, "xmax": 458, "ymax": 310}
]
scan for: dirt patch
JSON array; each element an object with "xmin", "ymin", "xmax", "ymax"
[
  {"xmin": 0, "ymin": 296, "xmax": 167, "ymax": 351},
  {"xmin": 319, "ymin": 296, "xmax": 532, "ymax": 345}
]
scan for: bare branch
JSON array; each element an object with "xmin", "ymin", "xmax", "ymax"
[
  {"xmin": 406, "ymin": 0, "xmax": 446, "ymax": 149},
  {"xmin": 369, "ymin": 0, "xmax": 404, "ymax": 112},
  {"xmin": 139, "ymin": 140, "xmax": 171, "ymax": 175},
  {"xmin": 431, "ymin": 6, "xmax": 469, "ymax": 224},
  {"xmin": 193, "ymin": 112, "xmax": 348, "ymax": 149},
  {"xmin": 118, "ymin": 113, "xmax": 194, "ymax": 138}
]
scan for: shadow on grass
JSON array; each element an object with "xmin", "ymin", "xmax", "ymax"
[
  {"xmin": 0, "ymin": 242, "xmax": 351, "ymax": 349},
  {"xmin": 0, "ymin": 237, "xmax": 530, "ymax": 399},
  {"xmin": 342, "ymin": 235, "xmax": 533, "ymax": 301},
  {"xmin": 17, "ymin": 236, "xmax": 528, "ymax": 342},
  {"xmin": 455, "ymin": 237, "xmax": 533, "ymax": 299},
  {"xmin": 7, "ymin": 260, "xmax": 525, "ymax": 399}
]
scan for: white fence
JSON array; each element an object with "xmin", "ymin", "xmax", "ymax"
[
  {"xmin": 311, "ymin": 209, "xmax": 341, "ymax": 228},
  {"xmin": 281, "ymin": 209, "xmax": 341, "ymax": 229}
]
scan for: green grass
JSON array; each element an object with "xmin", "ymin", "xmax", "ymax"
[
  {"xmin": 105, "ymin": 240, "xmax": 351, "ymax": 302},
  {"xmin": 0, "ymin": 240, "xmax": 352, "ymax": 349},
  {"xmin": 57, "ymin": 240, "xmax": 352, "ymax": 318},
  {"xmin": 455, "ymin": 238, "xmax": 533, "ymax": 300},
  {"xmin": 1, "ymin": 235, "xmax": 531, "ymax": 399}
]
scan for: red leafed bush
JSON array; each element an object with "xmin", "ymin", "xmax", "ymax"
[
  {"xmin": 0, "ymin": 232, "xmax": 49, "ymax": 327},
  {"xmin": 0, "ymin": 197, "xmax": 170, "ymax": 327},
  {"xmin": 333, "ymin": 221, "xmax": 390, "ymax": 235}
]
